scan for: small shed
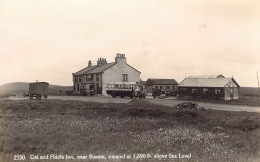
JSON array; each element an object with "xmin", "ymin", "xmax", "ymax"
[{"xmin": 178, "ymin": 75, "xmax": 240, "ymax": 100}]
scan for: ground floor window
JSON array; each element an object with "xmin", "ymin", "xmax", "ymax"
[
  {"xmin": 192, "ymin": 88, "xmax": 197, "ymax": 94},
  {"xmin": 179, "ymin": 88, "xmax": 187, "ymax": 91},
  {"xmin": 215, "ymin": 88, "xmax": 221, "ymax": 94},
  {"xmin": 203, "ymin": 88, "xmax": 209, "ymax": 94}
]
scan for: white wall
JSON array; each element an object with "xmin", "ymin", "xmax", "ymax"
[{"xmin": 102, "ymin": 62, "xmax": 141, "ymax": 95}]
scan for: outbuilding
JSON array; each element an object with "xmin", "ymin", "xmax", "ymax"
[
  {"xmin": 145, "ymin": 78, "xmax": 178, "ymax": 94},
  {"xmin": 178, "ymin": 75, "xmax": 240, "ymax": 100}
]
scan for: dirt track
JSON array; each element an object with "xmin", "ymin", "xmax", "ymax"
[
  {"xmin": 7, "ymin": 96, "xmax": 260, "ymax": 113},
  {"xmin": 146, "ymin": 99, "xmax": 260, "ymax": 113},
  {"xmin": 7, "ymin": 95, "xmax": 131, "ymax": 104}
]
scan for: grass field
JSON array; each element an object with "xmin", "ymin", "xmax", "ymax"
[{"xmin": 0, "ymin": 99, "xmax": 259, "ymax": 161}]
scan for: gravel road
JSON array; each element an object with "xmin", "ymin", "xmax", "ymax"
[
  {"xmin": 7, "ymin": 95, "xmax": 131, "ymax": 104},
  {"xmin": 146, "ymin": 98, "xmax": 260, "ymax": 113},
  {"xmin": 6, "ymin": 96, "xmax": 260, "ymax": 113}
]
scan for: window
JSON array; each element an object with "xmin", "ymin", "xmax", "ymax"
[
  {"xmin": 160, "ymin": 86, "xmax": 163, "ymax": 89},
  {"xmin": 166, "ymin": 86, "xmax": 170, "ymax": 89},
  {"xmin": 155, "ymin": 86, "xmax": 158, "ymax": 89},
  {"xmin": 180, "ymin": 88, "xmax": 188, "ymax": 91},
  {"xmin": 123, "ymin": 74, "xmax": 128, "ymax": 82},
  {"xmin": 215, "ymin": 88, "xmax": 221, "ymax": 94},
  {"xmin": 192, "ymin": 88, "xmax": 197, "ymax": 94},
  {"xmin": 203, "ymin": 88, "xmax": 209, "ymax": 94},
  {"xmin": 87, "ymin": 75, "xmax": 94, "ymax": 81},
  {"xmin": 96, "ymin": 74, "xmax": 99, "ymax": 81}
]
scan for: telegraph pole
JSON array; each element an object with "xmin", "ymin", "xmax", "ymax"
[{"xmin": 257, "ymin": 71, "xmax": 260, "ymax": 97}]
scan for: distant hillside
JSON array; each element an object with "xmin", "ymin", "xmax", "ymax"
[
  {"xmin": 0, "ymin": 82, "xmax": 29, "ymax": 92},
  {"xmin": 239, "ymin": 87, "xmax": 260, "ymax": 96},
  {"xmin": 0, "ymin": 82, "xmax": 73, "ymax": 94}
]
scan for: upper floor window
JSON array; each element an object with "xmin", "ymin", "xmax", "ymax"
[
  {"xmin": 86, "ymin": 74, "xmax": 94, "ymax": 81},
  {"xmin": 79, "ymin": 76, "xmax": 82, "ymax": 83},
  {"xmin": 96, "ymin": 74, "xmax": 99, "ymax": 82},
  {"xmin": 123, "ymin": 74, "xmax": 128, "ymax": 82}
]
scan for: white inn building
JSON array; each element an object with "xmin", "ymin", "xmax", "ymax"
[{"xmin": 72, "ymin": 53, "xmax": 141, "ymax": 95}]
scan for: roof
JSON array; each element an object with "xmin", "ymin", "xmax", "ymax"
[
  {"xmin": 126, "ymin": 63, "xmax": 141, "ymax": 73},
  {"xmin": 85, "ymin": 62, "xmax": 116, "ymax": 74},
  {"xmin": 73, "ymin": 60, "xmax": 141, "ymax": 75},
  {"xmin": 73, "ymin": 65, "xmax": 97, "ymax": 75},
  {"xmin": 188, "ymin": 74, "xmax": 225, "ymax": 79},
  {"xmin": 146, "ymin": 79, "xmax": 178, "ymax": 85},
  {"xmin": 140, "ymin": 81, "xmax": 147, "ymax": 85},
  {"xmin": 178, "ymin": 77, "xmax": 240, "ymax": 88},
  {"xmin": 29, "ymin": 82, "xmax": 49, "ymax": 85},
  {"xmin": 73, "ymin": 63, "xmax": 116, "ymax": 75}
]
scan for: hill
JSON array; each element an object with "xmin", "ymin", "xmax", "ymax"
[
  {"xmin": 239, "ymin": 87, "xmax": 260, "ymax": 96},
  {"xmin": 0, "ymin": 82, "xmax": 73, "ymax": 94}
]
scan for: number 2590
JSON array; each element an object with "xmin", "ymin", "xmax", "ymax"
[{"xmin": 14, "ymin": 155, "xmax": 25, "ymax": 160}]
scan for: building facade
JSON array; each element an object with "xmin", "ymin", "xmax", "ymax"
[
  {"xmin": 145, "ymin": 79, "xmax": 178, "ymax": 94},
  {"xmin": 178, "ymin": 75, "xmax": 240, "ymax": 100},
  {"xmin": 72, "ymin": 54, "xmax": 141, "ymax": 95}
]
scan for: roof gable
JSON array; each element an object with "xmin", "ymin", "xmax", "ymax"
[
  {"xmin": 179, "ymin": 77, "xmax": 240, "ymax": 88},
  {"xmin": 73, "ymin": 60, "xmax": 140, "ymax": 75},
  {"xmin": 126, "ymin": 63, "xmax": 141, "ymax": 73},
  {"xmin": 188, "ymin": 74, "xmax": 225, "ymax": 79}
]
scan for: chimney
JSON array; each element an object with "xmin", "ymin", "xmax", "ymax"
[
  {"xmin": 88, "ymin": 60, "xmax": 92, "ymax": 67},
  {"xmin": 115, "ymin": 53, "xmax": 126, "ymax": 64},
  {"xmin": 97, "ymin": 57, "xmax": 107, "ymax": 66}
]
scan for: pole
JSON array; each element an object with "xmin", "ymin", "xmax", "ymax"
[{"xmin": 257, "ymin": 71, "xmax": 260, "ymax": 97}]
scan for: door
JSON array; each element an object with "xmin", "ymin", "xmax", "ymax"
[
  {"xmin": 96, "ymin": 83, "xmax": 102, "ymax": 94},
  {"xmin": 230, "ymin": 88, "xmax": 234, "ymax": 100}
]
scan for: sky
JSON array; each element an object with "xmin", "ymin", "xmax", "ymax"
[{"xmin": 0, "ymin": 0, "xmax": 260, "ymax": 87}]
